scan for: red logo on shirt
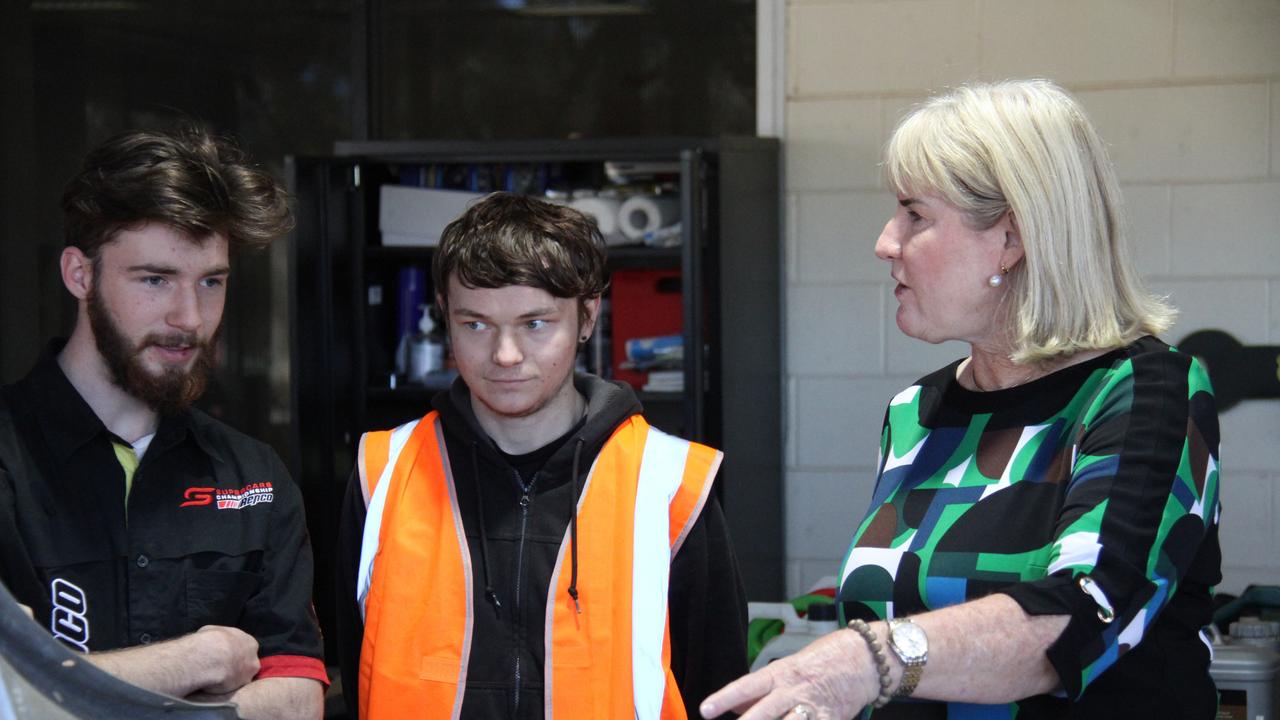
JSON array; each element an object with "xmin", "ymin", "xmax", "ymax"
[
  {"xmin": 179, "ymin": 483, "xmax": 274, "ymax": 510},
  {"xmin": 180, "ymin": 487, "xmax": 214, "ymax": 507}
]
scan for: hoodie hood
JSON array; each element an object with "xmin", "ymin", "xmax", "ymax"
[
  {"xmin": 430, "ymin": 372, "xmax": 645, "ymax": 626},
  {"xmin": 432, "ymin": 372, "xmax": 643, "ymax": 486}
]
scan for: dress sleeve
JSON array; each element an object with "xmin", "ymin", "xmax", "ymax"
[
  {"xmin": 1001, "ymin": 349, "xmax": 1221, "ymax": 699},
  {"xmin": 237, "ymin": 451, "xmax": 328, "ymax": 685},
  {"xmin": 667, "ymin": 494, "xmax": 750, "ymax": 716}
]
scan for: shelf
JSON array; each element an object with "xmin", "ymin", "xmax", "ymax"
[
  {"xmin": 368, "ymin": 371, "xmax": 458, "ymax": 400},
  {"xmin": 289, "ymin": 137, "xmax": 782, "ymax": 601},
  {"xmin": 364, "ymin": 242, "xmax": 679, "ymax": 271},
  {"xmin": 367, "ymin": 386, "xmax": 436, "ymax": 401},
  {"xmin": 606, "ymin": 245, "xmax": 680, "ymax": 270},
  {"xmin": 367, "ymin": 385, "xmax": 686, "ymax": 407},
  {"xmin": 638, "ymin": 390, "xmax": 685, "ymax": 404},
  {"xmin": 333, "ymin": 136, "xmax": 764, "ymax": 163},
  {"xmin": 365, "ymin": 245, "xmax": 434, "ymax": 262}
]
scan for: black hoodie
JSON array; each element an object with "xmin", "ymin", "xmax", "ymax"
[{"xmin": 336, "ymin": 373, "xmax": 749, "ymax": 719}]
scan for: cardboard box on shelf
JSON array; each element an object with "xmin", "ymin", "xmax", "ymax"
[{"xmin": 379, "ymin": 185, "xmax": 485, "ymax": 246}]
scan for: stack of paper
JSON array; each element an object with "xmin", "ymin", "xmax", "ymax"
[{"xmin": 642, "ymin": 370, "xmax": 683, "ymax": 393}]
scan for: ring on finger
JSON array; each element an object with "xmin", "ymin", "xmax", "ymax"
[{"xmin": 790, "ymin": 704, "xmax": 815, "ymax": 720}]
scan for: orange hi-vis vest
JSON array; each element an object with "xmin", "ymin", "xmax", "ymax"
[{"xmin": 353, "ymin": 411, "xmax": 723, "ymax": 720}]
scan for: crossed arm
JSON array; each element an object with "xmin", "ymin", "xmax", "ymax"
[{"xmin": 84, "ymin": 624, "xmax": 323, "ymax": 720}]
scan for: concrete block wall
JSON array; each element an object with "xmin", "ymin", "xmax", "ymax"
[{"xmin": 780, "ymin": 0, "xmax": 1280, "ymax": 598}]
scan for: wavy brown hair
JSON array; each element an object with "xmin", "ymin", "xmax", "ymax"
[
  {"xmin": 61, "ymin": 126, "xmax": 293, "ymax": 259},
  {"xmin": 433, "ymin": 192, "xmax": 608, "ymax": 326}
]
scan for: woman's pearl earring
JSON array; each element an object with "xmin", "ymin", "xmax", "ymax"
[{"xmin": 988, "ymin": 264, "xmax": 1009, "ymax": 288}]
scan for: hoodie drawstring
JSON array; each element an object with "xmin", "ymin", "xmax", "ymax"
[
  {"xmin": 472, "ymin": 441, "xmax": 503, "ymax": 619},
  {"xmin": 567, "ymin": 437, "xmax": 584, "ymax": 614}
]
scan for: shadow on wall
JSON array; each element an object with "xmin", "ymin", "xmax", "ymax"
[{"xmin": 1178, "ymin": 329, "xmax": 1280, "ymax": 412}]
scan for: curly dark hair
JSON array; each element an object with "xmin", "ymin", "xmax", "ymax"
[
  {"xmin": 61, "ymin": 126, "xmax": 293, "ymax": 259},
  {"xmin": 432, "ymin": 192, "xmax": 609, "ymax": 326}
]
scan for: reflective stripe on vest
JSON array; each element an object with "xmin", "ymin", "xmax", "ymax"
[
  {"xmin": 355, "ymin": 412, "xmax": 722, "ymax": 720},
  {"xmin": 357, "ymin": 414, "xmax": 473, "ymax": 720},
  {"xmin": 355, "ymin": 417, "xmax": 419, "ymax": 619}
]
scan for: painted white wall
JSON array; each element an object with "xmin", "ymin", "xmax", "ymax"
[{"xmin": 777, "ymin": 0, "xmax": 1280, "ymax": 598}]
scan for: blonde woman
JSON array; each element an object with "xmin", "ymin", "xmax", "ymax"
[{"xmin": 703, "ymin": 80, "xmax": 1221, "ymax": 719}]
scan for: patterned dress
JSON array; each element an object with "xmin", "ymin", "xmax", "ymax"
[{"xmin": 838, "ymin": 336, "xmax": 1222, "ymax": 719}]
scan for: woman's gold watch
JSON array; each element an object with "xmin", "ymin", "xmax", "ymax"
[{"xmin": 887, "ymin": 618, "xmax": 929, "ymax": 698}]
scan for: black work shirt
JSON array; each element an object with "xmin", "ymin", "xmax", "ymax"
[{"xmin": 0, "ymin": 342, "xmax": 326, "ymax": 683}]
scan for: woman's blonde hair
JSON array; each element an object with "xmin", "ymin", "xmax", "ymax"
[{"xmin": 884, "ymin": 79, "xmax": 1174, "ymax": 363}]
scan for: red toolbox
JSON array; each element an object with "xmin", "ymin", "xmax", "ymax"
[{"xmin": 609, "ymin": 269, "xmax": 683, "ymax": 390}]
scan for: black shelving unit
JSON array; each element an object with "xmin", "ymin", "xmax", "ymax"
[{"xmin": 287, "ymin": 137, "xmax": 783, "ymax": 659}]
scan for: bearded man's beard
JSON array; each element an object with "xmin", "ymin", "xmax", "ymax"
[{"xmin": 87, "ymin": 284, "xmax": 219, "ymax": 415}]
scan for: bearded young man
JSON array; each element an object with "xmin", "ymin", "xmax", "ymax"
[
  {"xmin": 335, "ymin": 192, "xmax": 749, "ymax": 720},
  {"xmin": 0, "ymin": 128, "xmax": 326, "ymax": 720}
]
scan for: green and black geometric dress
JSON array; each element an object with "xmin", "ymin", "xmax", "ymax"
[{"xmin": 838, "ymin": 336, "xmax": 1222, "ymax": 719}]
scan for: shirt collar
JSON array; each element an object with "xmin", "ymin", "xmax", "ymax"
[
  {"xmin": 27, "ymin": 338, "xmax": 197, "ymax": 459},
  {"xmin": 27, "ymin": 339, "xmax": 108, "ymax": 458}
]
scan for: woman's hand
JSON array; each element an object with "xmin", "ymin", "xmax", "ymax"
[{"xmin": 700, "ymin": 628, "xmax": 882, "ymax": 720}]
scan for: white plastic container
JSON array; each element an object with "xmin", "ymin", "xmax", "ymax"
[
  {"xmin": 749, "ymin": 602, "xmax": 839, "ymax": 672},
  {"xmin": 406, "ymin": 310, "xmax": 445, "ymax": 384},
  {"xmin": 1211, "ymin": 619, "xmax": 1280, "ymax": 719}
]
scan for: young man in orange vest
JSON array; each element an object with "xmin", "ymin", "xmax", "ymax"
[{"xmin": 336, "ymin": 192, "xmax": 748, "ymax": 719}]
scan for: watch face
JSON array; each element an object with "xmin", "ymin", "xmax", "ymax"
[{"xmin": 893, "ymin": 622, "xmax": 928, "ymax": 658}]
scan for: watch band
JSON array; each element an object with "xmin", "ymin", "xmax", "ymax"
[
  {"xmin": 888, "ymin": 618, "xmax": 926, "ymax": 698},
  {"xmin": 896, "ymin": 658, "xmax": 924, "ymax": 698}
]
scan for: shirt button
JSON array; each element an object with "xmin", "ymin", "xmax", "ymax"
[
  {"xmin": 135, "ymin": 554, "xmax": 149, "ymax": 568},
  {"xmin": 139, "ymin": 633, "xmax": 152, "ymax": 645}
]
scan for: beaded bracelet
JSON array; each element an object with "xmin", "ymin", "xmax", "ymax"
[{"xmin": 847, "ymin": 619, "xmax": 894, "ymax": 708}]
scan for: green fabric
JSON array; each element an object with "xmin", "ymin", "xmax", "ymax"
[{"xmin": 837, "ymin": 338, "xmax": 1221, "ymax": 717}]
